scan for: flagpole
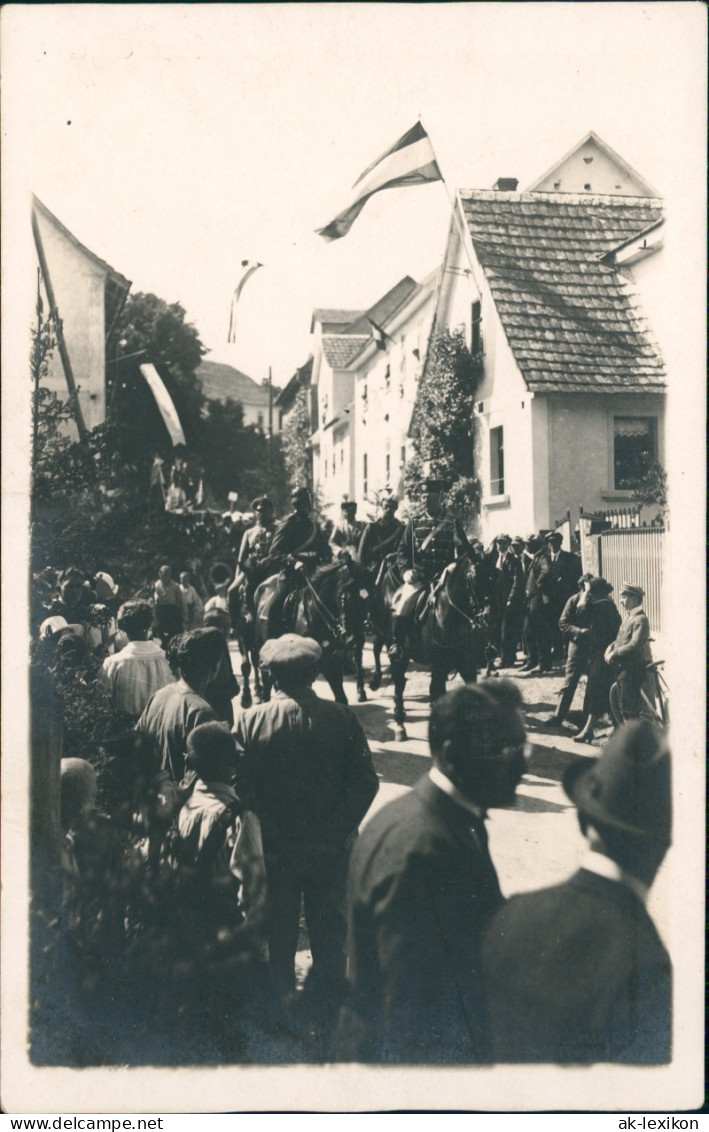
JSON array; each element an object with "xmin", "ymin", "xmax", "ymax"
[{"xmin": 418, "ymin": 114, "xmax": 485, "ymax": 294}]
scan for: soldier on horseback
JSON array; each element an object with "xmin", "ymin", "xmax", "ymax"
[
  {"xmin": 358, "ymin": 493, "xmax": 404, "ymax": 576},
  {"xmin": 266, "ymin": 486, "xmax": 332, "ymax": 636},
  {"xmin": 330, "ymin": 498, "xmax": 365, "ymax": 562},
  {"xmin": 227, "ymin": 496, "xmax": 277, "ymax": 625},
  {"xmin": 389, "ymin": 479, "xmax": 472, "ymax": 660}
]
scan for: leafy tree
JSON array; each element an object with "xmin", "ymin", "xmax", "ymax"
[
  {"xmin": 628, "ymin": 454, "xmax": 668, "ymax": 519},
  {"xmin": 406, "ymin": 328, "xmax": 483, "ymax": 517},
  {"xmin": 280, "ymin": 386, "xmax": 313, "ymax": 492},
  {"xmin": 198, "ymin": 397, "xmax": 289, "ymax": 512}
]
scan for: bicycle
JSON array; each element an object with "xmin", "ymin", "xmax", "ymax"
[{"xmin": 609, "ymin": 658, "xmax": 669, "ymax": 729}]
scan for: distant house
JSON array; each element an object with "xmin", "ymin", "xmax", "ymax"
[
  {"xmin": 32, "ymin": 196, "xmax": 131, "ymax": 437},
  {"xmin": 307, "ymin": 278, "xmax": 439, "ymax": 517},
  {"xmin": 430, "ymin": 132, "xmax": 666, "ymax": 540},
  {"xmin": 195, "ymin": 359, "xmax": 281, "ymax": 434}
]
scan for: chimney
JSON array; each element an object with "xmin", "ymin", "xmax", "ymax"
[{"xmin": 493, "ymin": 177, "xmax": 519, "ymax": 191}]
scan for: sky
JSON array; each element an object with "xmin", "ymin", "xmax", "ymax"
[{"xmin": 2, "ymin": 2, "xmax": 705, "ymax": 389}]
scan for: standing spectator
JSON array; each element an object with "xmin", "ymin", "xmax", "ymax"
[
  {"xmin": 177, "ymin": 722, "xmax": 265, "ymax": 926},
  {"xmin": 233, "ymin": 635, "xmax": 378, "ymax": 1021},
  {"xmin": 545, "ymin": 573, "xmax": 594, "ymax": 728},
  {"xmin": 604, "ymin": 582, "xmax": 653, "ymax": 722},
  {"xmin": 484, "ymin": 534, "xmax": 525, "ymax": 669},
  {"xmin": 574, "ymin": 577, "xmax": 623, "ymax": 743},
  {"xmin": 482, "ymin": 721, "xmax": 672, "ymax": 1064},
  {"xmin": 135, "ymin": 630, "xmax": 218, "ymax": 783},
  {"xmin": 523, "ymin": 538, "xmax": 552, "ymax": 673},
  {"xmin": 98, "ymin": 601, "xmax": 174, "ymax": 720},
  {"xmin": 179, "ymin": 571, "xmax": 205, "ymax": 630},
  {"xmin": 543, "ymin": 531, "xmax": 583, "ymax": 664},
  {"xmin": 153, "ymin": 564, "xmax": 187, "ymax": 644},
  {"xmin": 519, "ymin": 534, "xmax": 542, "ymax": 670},
  {"xmin": 337, "ymin": 681, "xmax": 528, "ymax": 1064},
  {"xmin": 200, "ymin": 625, "xmax": 240, "ymax": 727}
]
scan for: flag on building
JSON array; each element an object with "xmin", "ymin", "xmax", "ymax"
[
  {"xmin": 228, "ymin": 260, "xmax": 263, "ymax": 342},
  {"xmin": 139, "ymin": 363, "xmax": 186, "ymax": 448},
  {"xmin": 316, "ymin": 121, "xmax": 442, "ymax": 242}
]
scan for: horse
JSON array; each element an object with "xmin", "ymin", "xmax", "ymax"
[
  {"xmin": 230, "ymin": 583, "xmax": 271, "ymax": 709},
  {"xmin": 253, "ymin": 558, "xmax": 371, "ymax": 705},
  {"xmin": 369, "ymin": 553, "xmax": 489, "ymax": 740}
]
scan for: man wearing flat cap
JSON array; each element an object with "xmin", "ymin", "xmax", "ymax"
[
  {"xmin": 391, "ymin": 479, "xmax": 471, "ymax": 659},
  {"xmin": 233, "ymin": 634, "xmax": 378, "ymax": 1027},
  {"xmin": 482, "ymin": 720, "xmax": 672, "ymax": 1064},
  {"xmin": 604, "ymin": 581, "xmax": 652, "ymax": 721}
]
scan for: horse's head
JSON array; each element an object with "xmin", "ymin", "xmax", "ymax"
[{"xmin": 440, "ymin": 554, "xmax": 487, "ymax": 628}]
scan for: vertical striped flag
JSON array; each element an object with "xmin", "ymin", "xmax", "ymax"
[
  {"xmin": 316, "ymin": 121, "xmax": 442, "ymax": 242},
  {"xmin": 228, "ymin": 260, "xmax": 263, "ymax": 342}
]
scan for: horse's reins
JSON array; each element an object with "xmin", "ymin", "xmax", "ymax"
[{"xmin": 301, "ymin": 569, "xmax": 348, "ymax": 641}]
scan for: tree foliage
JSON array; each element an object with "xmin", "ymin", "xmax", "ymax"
[
  {"xmin": 111, "ymin": 292, "xmax": 207, "ymax": 446},
  {"xmin": 405, "ymin": 328, "xmax": 483, "ymax": 516},
  {"xmin": 280, "ymin": 386, "xmax": 313, "ymax": 493},
  {"xmin": 628, "ymin": 455, "xmax": 669, "ymax": 518}
]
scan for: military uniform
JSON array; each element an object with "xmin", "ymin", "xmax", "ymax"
[
  {"xmin": 358, "ymin": 515, "xmax": 405, "ymax": 573},
  {"xmin": 266, "ymin": 506, "xmax": 332, "ymax": 637},
  {"xmin": 389, "ymin": 509, "xmax": 470, "ymax": 653},
  {"xmin": 330, "ymin": 518, "xmax": 365, "ymax": 561},
  {"xmin": 269, "ymin": 512, "xmax": 332, "ymax": 569}
]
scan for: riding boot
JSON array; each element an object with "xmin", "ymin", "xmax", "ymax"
[{"xmin": 388, "ymin": 615, "xmax": 407, "ymax": 660}]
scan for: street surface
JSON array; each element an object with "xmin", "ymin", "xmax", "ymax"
[{"xmin": 228, "ymin": 640, "xmax": 671, "ymax": 984}]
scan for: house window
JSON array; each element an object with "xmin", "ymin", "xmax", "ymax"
[
  {"xmin": 340, "ymin": 445, "xmax": 344, "ymax": 466},
  {"xmin": 490, "ymin": 426, "xmax": 505, "ymax": 495},
  {"xmin": 257, "ymin": 411, "xmax": 264, "ymax": 430},
  {"xmin": 471, "ymin": 300, "xmax": 482, "ymax": 355},
  {"xmin": 363, "ymin": 453, "xmax": 368, "ymax": 497},
  {"xmin": 613, "ymin": 417, "xmax": 657, "ymax": 489},
  {"xmin": 385, "ymin": 451, "xmax": 391, "ymax": 481},
  {"xmin": 400, "ymin": 445, "xmax": 406, "ymax": 469}
]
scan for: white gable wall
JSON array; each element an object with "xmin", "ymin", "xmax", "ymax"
[
  {"xmin": 436, "ymin": 216, "xmax": 543, "ymax": 542},
  {"xmin": 36, "ymin": 209, "xmax": 109, "ymax": 434}
]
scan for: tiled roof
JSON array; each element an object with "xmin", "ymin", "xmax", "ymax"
[
  {"xmin": 196, "ymin": 359, "xmax": 276, "ymax": 405},
  {"xmin": 311, "ymin": 308, "xmax": 364, "ymax": 333},
  {"xmin": 322, "ymin": 335, "xmax": 369, "ymax": 368},
  {"xmin": 459, "ymin": 191, "xmax": 666, "ymax": 394}
]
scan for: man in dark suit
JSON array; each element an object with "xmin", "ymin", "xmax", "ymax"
[
  {"xmin": 544, "ymin": 530, "xmax": 582, "ymax": 663},
  {"xmin": 482, "ymin": 720, "xmax": 672, "ymax": 1064},
  {"xmin": 337, "ymin": 680, "xmax": 528, "ymax": 1064},
  {"xmin": 482, "ymin": 534, "xmax": 525, "ymax": 668}
]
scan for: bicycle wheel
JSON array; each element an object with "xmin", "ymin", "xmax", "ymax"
[{"xmin": 609, "ymin": 681, "xmax": 624, "ymax": 728}]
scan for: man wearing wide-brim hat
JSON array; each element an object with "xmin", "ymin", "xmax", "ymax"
[
  {"xmin": 604, "ymin": 581, "xmax": 652, "ymax": 721},
  {"xmin": 482, "ymin": 720, "xmax": 672, "ymax": 1064},
  {"xmin": 233, "ymin": 634, "xmax": 378, "ymax": 1036}
]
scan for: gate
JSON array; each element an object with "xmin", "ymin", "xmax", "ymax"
[{"xmin": 598, "ymin": 526, "xmax": 665, "ymax": 635}]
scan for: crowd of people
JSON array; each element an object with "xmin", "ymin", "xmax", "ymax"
[{"xmin": 31, "ymin": 483, "xmax": 666, "ymax": 1065}]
